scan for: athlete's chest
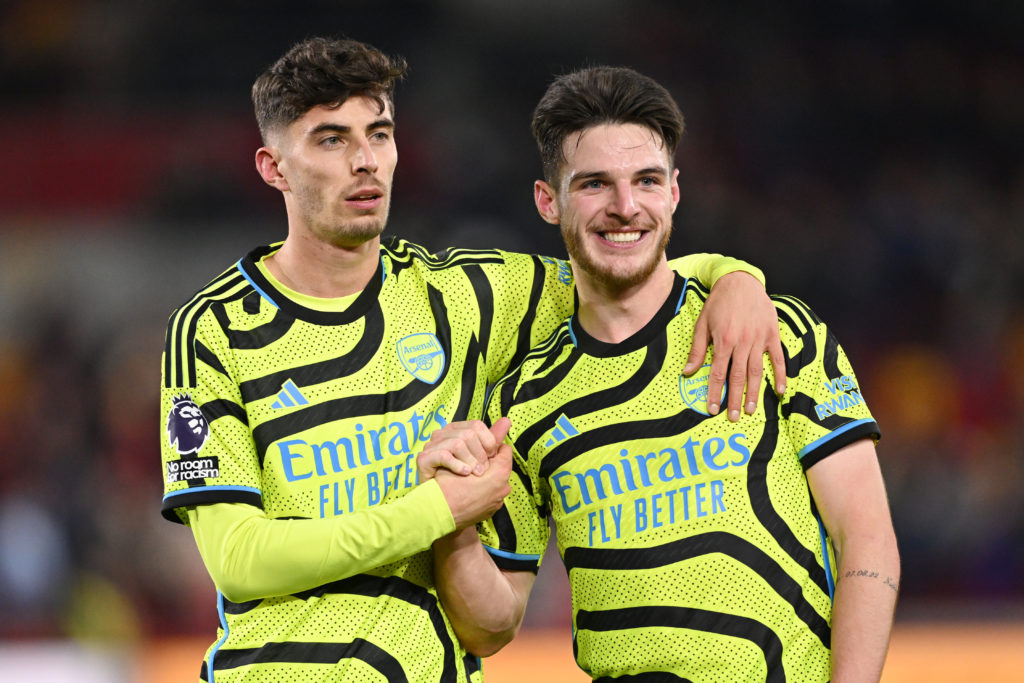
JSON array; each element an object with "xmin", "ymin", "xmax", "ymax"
[
  {"xmin": 233, "ymin": 292, "xmax": 487, "ymax": 519},
  {"xmin": 519, "ymin": 347, "xmax": 784, "ymax": 549}
]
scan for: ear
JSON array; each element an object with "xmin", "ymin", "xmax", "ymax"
[
  {"xmin": 256, "ymin": 146, "xmax": 290, "ymax": 192},
  {"xmin": 670, "ymin": 167, "xmax": 680, "ymax": 213},
  {"xmin": 534, "ymin": 179, "xmax": 561, "ymax": 225}
]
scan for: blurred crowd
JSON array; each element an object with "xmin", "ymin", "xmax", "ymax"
[{"xmin": 1, "ymin": 0, "xmax": 1022, "ymax": 642}]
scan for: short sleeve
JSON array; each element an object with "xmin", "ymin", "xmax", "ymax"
[
  {"xmin": 775, "ymin": 295, "xmax": 880, "ymax": 470},
  {"xmin": 479, "ymin": 385, "xmax": 551, "ymax": 572}
]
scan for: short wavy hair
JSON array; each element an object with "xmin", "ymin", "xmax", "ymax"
[
  {"xmin": 532, "ymin": 66, "xmax": 685, "ymax": 184},
  {"xmin": 252, "ymin": 36, "xmax": 407, "ymax": 143}
]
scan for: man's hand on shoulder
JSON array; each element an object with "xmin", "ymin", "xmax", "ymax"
[{"xmin": 684, "ymin": 272, "xmax": 786, "ymax": 421}]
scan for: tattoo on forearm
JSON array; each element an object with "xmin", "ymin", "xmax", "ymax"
[{"xmin": 842, "ymin": 569, "xmax": 899, "ymax": 593}]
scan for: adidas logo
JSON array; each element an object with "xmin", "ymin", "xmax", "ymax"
[
  {"xmin": 545, "ymin": 414, "xmax": 580, "ymax": 447},
  {"xmin": 271, "ymin": 379, "xmax": 310, "ymax": 410}
]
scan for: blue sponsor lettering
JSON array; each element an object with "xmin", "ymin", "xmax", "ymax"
[
  {"xmin": 553, "ymin": 433, "xmax": 749, "ymax": 512},
  {"xmin": 814, "ymin": 389, "xmax": 864, "ymax": 419},
  {"xmin": 279, "ymin": 408, "xmax": 447, "ymax": 483}
]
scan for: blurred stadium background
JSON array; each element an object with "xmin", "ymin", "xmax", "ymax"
[{"xmin": 1, "ymin": 1, "xmax": 1022, "ymax": 680}]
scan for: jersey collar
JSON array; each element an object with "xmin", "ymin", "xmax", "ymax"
[
  {"xmin": 237, "ymin": 243, "xmax": 384, "ymax": 325},
  {"xmin": 569, "ymin": 273, "xmax": 687, "ymax": 357}
]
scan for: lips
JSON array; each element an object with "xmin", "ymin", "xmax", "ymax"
[
  {"xmin": 347, "ymin": 187, "xmax": 382, "ymax": 200},
  {"xmin": 346, "ymin": 186, "xmax": 384, "ymax": 209}
]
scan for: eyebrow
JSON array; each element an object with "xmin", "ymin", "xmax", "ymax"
[
  {"xmin": 568, "ymin": 166, "xmax": 669, "ymax": 186},
  {"xmin": 308, "ymin": 118, "xmax": 395, "ymax": 137}
]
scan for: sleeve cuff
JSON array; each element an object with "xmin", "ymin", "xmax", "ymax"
[
  {"xmin": 413, "ymin": 478, "xmax": 457, "ymax": 537},
  {"xmin": 710, "ymin": 259, "xmax": 765, "ymax": 287}
]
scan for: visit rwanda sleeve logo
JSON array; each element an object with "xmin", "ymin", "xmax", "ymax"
[{"xmin": 397, "ymin": 333, "xmax": 446, "ymax": 384}]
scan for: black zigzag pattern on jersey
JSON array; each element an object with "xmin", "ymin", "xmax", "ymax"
[
  {"xmin": 453, "ymin": 333, "xmax": 483, "ymax": 423},
  {"xmin": 200, "ymin": 398, "xmax": 248, "ymax": 425},
  {"xmin": 536, "ymin": 405, "xmax": 708, "ymax": 483},
  {"xmin": 533, "ymin": 326, "xmax": 578, "ymax": 377},
  {"xmin": 211, "ymin": 300, "xmax": 294, "ymax": 350},
  {"xmin": 594, "ymin": 673, "xmax": 692, "ymax": 683},
  {"xmin": 429, "ymin": 246, "xmax": 506, "ymax": 270},
  {"xmin": 775, "ymin": 295, "xmax": 819, "ymax": 379},
  {"xmin": 487, "ymin": 466, "xmax": 548, "ymax": 569},
  {"xmin": 575, "ymin": 605, "xmax": 784, "ymax": 683},
  {"xmin": 164, "ymin": 268, "xmax": 251, "ymax": 388},
  {"xmin": 194, "ymin": 340, "xmax": 228, "ymax": 378},
  {"xmin": 242, "ymin": 290, "xmax": 261, "ymax": 314},
  {"xmin": 462, "ymin": 653, "xmax": 481, "ymax": 679},
  {"xmin": 492, "ymin": 325, "xmax": 576, "ymax": 419},
  {"xmin": 238, "ymin": 302, "xmax": 384, "ymax": 403},
  {"xmin": 290, "ymin": 573, "xmax": 462, "ymax": 683},
  {"xmin": 684, "ymin": 275, "xmax": 710, "ymax": 302},
  {"xmin": 463, "ymin": 264, "xmax": 494, "ymax": 365},
  {"xmin": 782, "ymin": 331, "xmax": 860, "ymax": 431},
  {"xmin": 510, "ymin": 452, "xmax": 536, "ymax": 501},
  {"xmin": 522, "ymin": 330, "xmax": 669, "ymax": 469},
  {"xmin": 386, "ymin": 238, "xmax": 505, "ymax": 277},
  {"xmin": 511, "ymin": 332, "xmax": 580, "ymax": 408},
  {"xmin": 746, "ymin": 388, "xmax": 831, "ymax": 597},
  {"xmin": 508, "ymin": 256, "xmax": 551, "ymax": 372},
  {"xmin": 563, "ymin": 529, "xmax": 830, "ymax": 648},
  {"xmin": 487, "ymin": 504, "xmax": 520, "ymax": 559},
  {"xmin": 251, "ymin": 284, "xmax": 453, "ymax": 463},
  {"xmin": 774, "ymin": 295, "xmax": 821, "ymax": 328},
  {"xmin": 210, "ymin": 639, "xmax": 407, "ymax": 681}
]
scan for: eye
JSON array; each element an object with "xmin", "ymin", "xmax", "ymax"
[
  {"xmin": 639, "ymin": 176, "xmax": 659, "ymax": 186},
  {"xmin": 320, "ymin": 135, "xmax": 343, "ymax": 148},
  {"xmin": 582, "ymin": 179, "xmax": 604, "ymax": 190},
  {"xmin": 370, "ymin": 130, "xmax": 392, "ymax": 143}
]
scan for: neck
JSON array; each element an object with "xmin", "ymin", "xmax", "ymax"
[
  {"xmin": 573, "ymin": 261, "xmax": 675, "ymax": 344},
  {"xmin": 266, "ymin": 232, "xmax": 381, "ymax": 298}
]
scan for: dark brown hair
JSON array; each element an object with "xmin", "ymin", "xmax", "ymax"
[
  {"xmin": 252, "ymin": 36, "xmax": 407, "ymax": 143},
  {"xmin": 532, "ymin": 66, "xmax": 685, "ymax": 183}
]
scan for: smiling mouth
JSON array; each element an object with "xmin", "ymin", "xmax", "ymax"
[{"xmin": 599, "ymin": 230, "xmax": 643, "ymax": 243}]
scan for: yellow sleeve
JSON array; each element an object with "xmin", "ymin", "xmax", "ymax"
[
  {"xmin": 669, "ymin": 252, "xmax": 765, "ymax": 288},
  {"xmin": 187, "ymin": 479, "xmax": 455, "ymax": 602}
]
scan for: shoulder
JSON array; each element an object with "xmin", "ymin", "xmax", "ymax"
[
  {"xmin": 771, "ymin": 294, "xmax": 824, "ymax": 339},
  {"xmin": 166, "ymin": 250, "xmax": 264, "ymax": 330},
  {"xmin": 490, "ymin": 322, "xmax": 576, "ymax": 412},
  {"xmin": 381, "ymin": 236, "xmax": 507, "ymax": 273}
]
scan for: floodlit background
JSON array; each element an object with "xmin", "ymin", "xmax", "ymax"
[{"xmin": 1, "ymin": 1, "xmax": 1022, "ymax": 680}]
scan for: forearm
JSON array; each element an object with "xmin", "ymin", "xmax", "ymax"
[
  {"xmin": 433, "ymin": 527, "xmax": 532, "ymax": 657},
  {"xmin": 189, "ymin": 480, "xmax": 455, "ymax": 602},
  {"xmin": 670, "ymin": 252, "xmax": 765, "ymax": 287},
  {"xmin": 829, "ymin": 535, "xmax": 901, "ymax": 682}
]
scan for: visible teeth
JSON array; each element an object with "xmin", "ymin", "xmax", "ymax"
[{"xmin": 603, "ymin": 231, "xmax": 641, "ymax": 243}]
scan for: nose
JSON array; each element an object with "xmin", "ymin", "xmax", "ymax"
[
  {"xmin": 607, "ymin": 181, "xmax": 639, "ymax": 222},
  {"xmin": 351, "ymin": 139, "xmax": 378, "ymax": 175}
]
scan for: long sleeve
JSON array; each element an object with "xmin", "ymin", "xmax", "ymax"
[{"xmin": 187, "ymin": 479, "xmax": 455, "ymax": 602}]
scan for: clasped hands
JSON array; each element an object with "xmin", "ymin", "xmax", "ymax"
[{"xmin": 416, "ymin": 418, "xmax": 513, "ymax": 530}]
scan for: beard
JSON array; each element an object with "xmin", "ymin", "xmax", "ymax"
[
  {"xmin": 295, "ymin": 180, "xmax": 391, "ymax": 248},
  {"xmin": 561, "ymin": 220, "xmax": 672, "ymax": 291}
]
